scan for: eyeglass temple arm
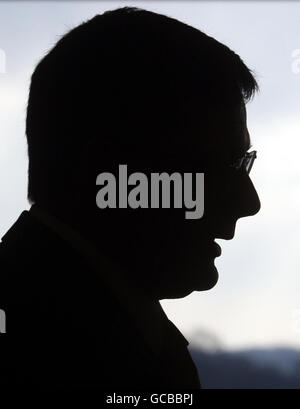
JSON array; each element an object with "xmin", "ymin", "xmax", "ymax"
[{"xmin": 246, "ymin": 151, "xmax": 257, "ymax": 174}]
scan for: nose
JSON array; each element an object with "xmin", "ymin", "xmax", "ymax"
[{"xmin": 236, "ymin": 173, "xmax": 261, "ymax": 219}]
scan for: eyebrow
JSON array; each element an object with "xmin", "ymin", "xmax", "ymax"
[{"xmin": 234, "ymin": 138, "xmax": 252, "ymax": 162}]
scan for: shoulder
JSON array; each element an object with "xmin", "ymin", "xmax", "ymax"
[{"xmin": 0, "ymin": 211, "xmax": 45, "ymax": 303}]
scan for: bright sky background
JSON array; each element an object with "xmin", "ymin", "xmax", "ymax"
[{"xmin": 1, "ymin": 1, "xmax": 300, "ymax": 350}]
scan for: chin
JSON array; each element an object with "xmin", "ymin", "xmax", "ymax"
[
  {"xmin": 159, "ymin": 265, "xmax": 219, "ymax": 300},
  {"xmin": 193, "ymin": 264, "xmax": 219, "ymax": 291}
]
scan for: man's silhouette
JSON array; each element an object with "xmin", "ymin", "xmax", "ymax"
[{"xmin": 0, "ymin": 7, "xmax": 260, "ymax": 389}]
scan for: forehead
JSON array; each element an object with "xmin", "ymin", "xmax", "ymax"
[
  {"xmin": 232, "ymin": 102, "xmax": 251, "ymax": 156},
  {"xmin": 162, "ymin": 96, "xmax": 251, "ymax": 169},
  {"xmin": 194, "ymin": 99, "xmax": 251, "ymax": 162}
]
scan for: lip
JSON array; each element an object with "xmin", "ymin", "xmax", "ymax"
[{"xmin": 212, "ymin": 241, "xmax": 222, "ymax": 257}]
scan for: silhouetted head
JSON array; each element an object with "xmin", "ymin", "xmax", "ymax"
[{"xmin": 26, "ymin": 7, "xmax": 260, "ymax": 300}]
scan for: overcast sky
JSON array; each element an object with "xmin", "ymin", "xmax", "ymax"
[{"xmin": 1, "ymin": 1, "xmax": 300, "ymax": 350}]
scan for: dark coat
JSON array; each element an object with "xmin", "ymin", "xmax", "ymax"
[{"xmin": 0, "ymin": 209, "xmax": 201, "ymax": 390}]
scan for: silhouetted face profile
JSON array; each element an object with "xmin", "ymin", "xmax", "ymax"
[
  {"xmin": 25, "ymin": 7, "xmax": 261, "ymax": 301},
  {"xmin": 94, "ymin": 99, "xmax": 260, "ymax": 300}
]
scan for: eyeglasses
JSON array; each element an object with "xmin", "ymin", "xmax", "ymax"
[{"xmin": 230, "ymin": 150, "xmax": 257, "ymax": 174}]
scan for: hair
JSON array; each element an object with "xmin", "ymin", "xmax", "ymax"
[{"xmin": 26, "ymin": 6, "xmax": 258, "ymax": 205}]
